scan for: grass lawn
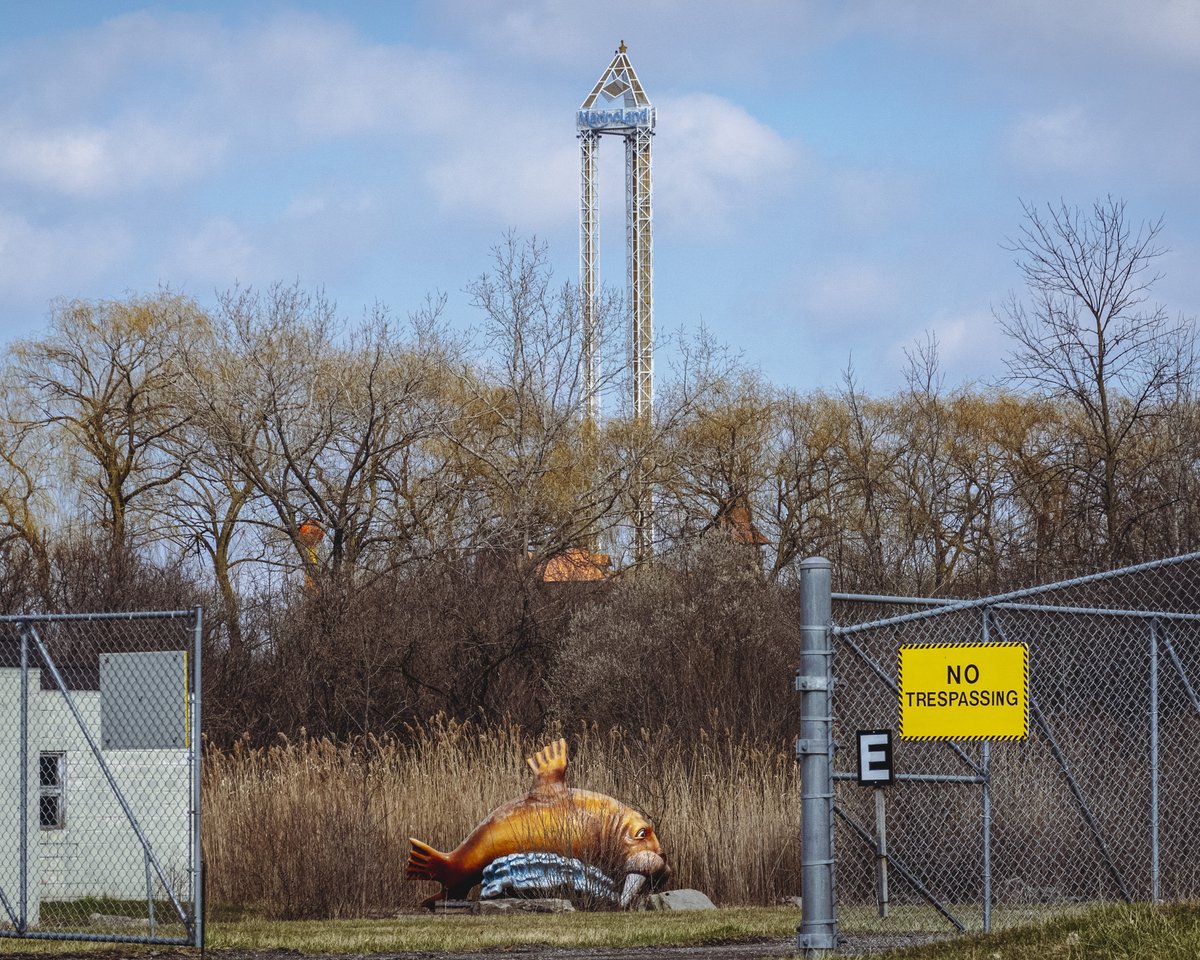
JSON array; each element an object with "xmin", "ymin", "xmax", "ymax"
[
  {"xmin": 0, "ymin": 905, "xmax": 798, "ymax": 954},
  {"xmin": 1, "ymin": 902, "xmax": 1199, "ymax": 956},
  {"xmin": 884, "ymin": 902, "xmax": 1200, "ymax": 959},
  {"xmin": 210, "ymin": 905, "xmax": 798, "ymax": 952}
]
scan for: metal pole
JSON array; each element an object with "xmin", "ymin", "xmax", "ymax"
[
  {"xmin": 982, "ymin": 740, "xmax": 992, "ymax": 932},
  {"xmin": 797, "ymin": 557, "xmax": 836, "ymax": 956},
  {"xmin": 191, "ymin": 608, "xmax": 204, "ymax": 948},
  {"xmin": 144, "ymin": 850, "xmax": 157, "ymax": 938},
  {"xmin": 1150, "ymin": 619, "xmax": 1160, "ymax": 903},
  {"xmin": 18, "ymin": 624, "xmax": 28, "ymax": 934},
  {"xmin": 873, "ymin": 788, "xmax": 888, "ymax": 918},
  {"xmin": 981, "ymin": 608, "xmax": 992, "ymax": 933}
]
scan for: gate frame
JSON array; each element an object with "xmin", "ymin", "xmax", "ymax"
[
  {"xmin": 0, "ymin": 608, "xmax": 203, "ymax": 949},
  {"xmin": 798, "ymin": 551, "xmax": 1200, "ymax": 956}
]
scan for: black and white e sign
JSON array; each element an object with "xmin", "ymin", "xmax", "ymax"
[{"xmin": 856, "ymin": 730, "xmax": 894, "ymax": 786}]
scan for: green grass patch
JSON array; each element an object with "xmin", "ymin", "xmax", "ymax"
[
  {"xmin": 0, "ymin": 905, "xmax": 799, "ymax": 954},
  {"xmin": 209, "ymin": 905, "xmax": 799, "ymax": 953},
  {"xmin": 881, "ymin": 902, "xmax": 1200, "ymax": 959},
  {"xmin": 3, "ymin": 902, "xmax": 1200, "ymax": 957}
]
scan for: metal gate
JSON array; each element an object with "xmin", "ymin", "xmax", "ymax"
[
  {"xmin": 796, "ymin": 555, "xmax": 1200, "ymax": 952},
  {"xmin": 0, "ymin": 609, "xmax": 202, "ymax": 947}
]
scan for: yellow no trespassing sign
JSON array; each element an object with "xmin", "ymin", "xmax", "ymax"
[{"xmin": 898, "ymin": 643, "xmax": 1029, "ymax": 741}]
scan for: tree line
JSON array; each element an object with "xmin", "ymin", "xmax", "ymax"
[{"xmin": 1, "ymin": 199, "xmax": 1195, "ymax": 744}]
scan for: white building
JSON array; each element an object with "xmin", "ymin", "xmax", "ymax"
[{"xmin": 0, "ymin": 654, "xmax": 190, "ymax": 929}]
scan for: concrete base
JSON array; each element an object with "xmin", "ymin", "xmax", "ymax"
[
  {"xmin": 431, "ymin": 900, "xmax": 476, "ymax": 915},
  {"xmin": 478, "ymin": 898, "xmax": 575, "ymax": 914}
]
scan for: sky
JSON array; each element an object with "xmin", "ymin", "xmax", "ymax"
[{"xmin": 1, "ymin": 0, "xmax": 1198, "ymax": 394}]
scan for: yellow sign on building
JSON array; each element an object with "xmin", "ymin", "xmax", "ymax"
[{"xmin": 898, "ymin": 643, "xmax": 1028, "ymax": 741}]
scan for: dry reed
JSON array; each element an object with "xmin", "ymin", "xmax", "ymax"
[{"xmin": 202, "ymin": 721, "xmax": 801, "ymax": 918}]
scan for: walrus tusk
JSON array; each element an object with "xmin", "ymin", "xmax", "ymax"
[{"xmin": 619, "ymin": 872, "xmax": 647, "ymax": 908}]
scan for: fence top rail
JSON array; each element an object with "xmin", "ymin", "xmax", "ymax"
[
  {"xmin": 0, "ymin": 609, "xmax": 196, "ymax": 624},
  {"xmin": 835, "ymin": 596, "xmax": 1200, "ymax": 624},
  {"xmin": 995, "ymin": 602, "xmax": 1200, "ymax": 622},
  {"xmin": 833, "ymin": 593, "xmax": 959, "ymax": 606},
  {"xmin": 831, "ymin": 549, "xmax": 1200, "ymax": 636}
]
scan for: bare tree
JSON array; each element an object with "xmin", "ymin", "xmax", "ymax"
[
  {"xmin": 445, "ymin": 236, "xmax": 628, "ymax": 564},
  {"xmin": 194, "ymin": 284, "xmax": 448, "ymax": 580},
  {"xmin": 0, "ymin": 372, "xmax": 53, "ymax": 608},
  {"xmin": 998, "ymin": 197, "xmax": 1195, "ymax": 563},
  {"xmin": 10, "ymin": 293, "xmax": 205, "ymax": 558}
]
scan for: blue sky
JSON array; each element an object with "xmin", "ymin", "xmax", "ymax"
[{"xmin": 1, "ymin": 1, "xmax": 1198, "ymax": 393}]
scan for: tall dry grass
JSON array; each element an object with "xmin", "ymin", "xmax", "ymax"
[{"xmin": 203, "ymin": 721, "xmax": 801, "ymax": 918}]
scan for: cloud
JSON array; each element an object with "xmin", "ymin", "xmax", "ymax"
[
  {"xmin": 655, "ymin": 94, "xmax": 796, "ymax": 234},
  {"xmin": 1005, "ymin": 107, "xmax": 1115, "ymax": 175},
  {"xmin": 0, "ymin": 119, "xmax": 225, "ymax": 197},
  {"xmin": 426, "ymin": 134, "xmax": 579, "ymax": 228},
  {"xmin": 884, "ymin": 310, "xmax": 1005, "ymax": 385},
  {"xmin": 218, "ymin": 16, "xmax": 473, "ymax": 141},
  {"xmin": 865, "ymin": 0, "xmax": 1200, "ymax": 71},
  {"xmin": 804, "ymin": 260, "xmax": 898, "ymax": 324},
  {"xmin": 162, "ymin": 217, "xmax": 258, "ymax": 289},
  {"xmin": 0, "ymin": 210, "xmax": 132, "ymax": 302},
  {"xmin": 0, "ymin": 11, "xmax": 471, "ymax": 198}
]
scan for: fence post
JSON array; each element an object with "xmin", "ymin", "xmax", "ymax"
[
  {"xmin": 18, "ymin": 623, "xmax": 28, "ymax": 934},
  {"xmin": 981, "ymin": 607, "xmax": 992, "ymax": 933},
  {"xmin": 797, "ymin": 557, "xmax": 837, "ymax": 956},
  {"xmin": 1150, "ymin": 619, "xmax": 1160, "ymax": 903},
  {"xmin": 192, "ymin": 606, "xmax": 205, "ymax": 948}
]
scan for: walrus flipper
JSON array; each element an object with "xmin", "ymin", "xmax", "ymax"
[
  {"xmin": 408, "ymin": 838, "xmax": 472, "ymax": 909},
  {"xmin": 407, "ymin": 838, "xmax": 447, "ymax": 880},
  {"xmin": 526, "ymin": 738, "xmax": 569, "ymax": 798}
]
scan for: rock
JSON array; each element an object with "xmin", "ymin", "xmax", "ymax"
[
  {"xmin": 477, "ymin": 897, "xmax": 575, "ymax": 914},
  {"xmin": 645, "ymin": 889, "xmax": 716, "ymax": 911}
]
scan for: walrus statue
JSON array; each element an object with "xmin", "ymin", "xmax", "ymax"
[{"xmin": 407, "ymin": 738, "xmax": 669, "ymax": 907}]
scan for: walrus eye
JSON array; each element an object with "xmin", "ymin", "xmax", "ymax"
[{"xmin": 634, "ymin": 827, "xmax": 648, "ymax": 840}]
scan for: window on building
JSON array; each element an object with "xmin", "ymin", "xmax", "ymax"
[{"xmin": 39, "ymin": 752, "xmax": 65, "ymax": 830}]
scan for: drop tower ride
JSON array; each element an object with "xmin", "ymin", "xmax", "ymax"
[{"xmin": 578, "ymin": 42, "xmax": 655, "ymax": 558}]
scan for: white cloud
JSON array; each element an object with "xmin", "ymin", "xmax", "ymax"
[
  {"xmin": 0, "ymin": 119, "xmax": 225, "ymax": 196},
  {"xmin": 865, "ymin": 0, "xmax": 1200, "ymax": 70},
  {"xmin": 427, "ymin": 134, "xmax": 579, "ymax": 227},
  {"xmin": 0, "ymin": 12, "xmax": 470, "ymax": 198},
  {"xmin": 884, "ymin": 310, "xmax": 1005, "ymax": 384},
  {"xmin": 1006, "ymin": 107, "xmax": 1115, "ymax": 175},
  {"xmin": 805, "ymin": 260, "xmax": 898, "ymax": 323},
  {"xmin": 222, "ymin": 17, "xmax": 473, "ymax": 141},
  {"xmin": 164, "ymin": 218, "xmax": 257, "ymax": 288},
  {"xmin": 0, "ymin": 210, "xmax": 132, "ymax": 304},
  {"xmin": 655, "ymin": 93, "xmax": 796, "ymax": 234}
]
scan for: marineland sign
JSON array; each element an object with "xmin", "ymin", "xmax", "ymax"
[{"xmin": 898, "ymin": 642, "xmax": 1029, "ymax": 740}]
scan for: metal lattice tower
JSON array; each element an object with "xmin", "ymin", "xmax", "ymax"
[{"xmin": 578, "ymin": 42, "xmax": 655, "ymax": 557}]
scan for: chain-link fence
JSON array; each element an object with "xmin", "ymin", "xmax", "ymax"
[
  {"xmin": 0, "ymin": 610, "xmax": 202, "ymax": 947},
  {"xmin": 820, "ymin": 553, "xmax": 1200, "ymax": 938}
]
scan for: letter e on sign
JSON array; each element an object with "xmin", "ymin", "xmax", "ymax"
[{"xmin": 856, "ymin": 730, "xmax": 894, "ymax": 786}]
